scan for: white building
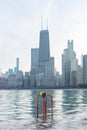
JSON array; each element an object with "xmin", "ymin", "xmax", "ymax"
[{"xmin": 62, "ymin": 40, "xmax": 78, "ymax": 86}]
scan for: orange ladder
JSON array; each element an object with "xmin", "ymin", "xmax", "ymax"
[{"xmin": 36, "ymin": 92, "xmax": 53, "ymax": 119}]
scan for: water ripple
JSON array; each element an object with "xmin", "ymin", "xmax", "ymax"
[{"xmin": 0, "ymin": 89, "xmax": 87, "ymax": 130}]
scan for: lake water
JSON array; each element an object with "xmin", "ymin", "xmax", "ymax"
[{"xmin": 0, "ymin": 89, "xmax": 87, "ymax": 130}]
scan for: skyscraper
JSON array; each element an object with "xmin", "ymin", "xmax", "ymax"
[
  {"xmin": 31, "ymin": 48, "xmax": 39, "ymax": 71},
  {"xmin": 62, "ymin": 40, "xmax": 78, "ymax": 86},
  {"xmin": 16, "ymin": 58, "xmax": 19, "ymax": 71},
  {"xmin": 14, "ymin": 57, "xmax": 19, "ymax": 73},
  {"xmin": 44, "ymin": 57, "xmax": 54, "ymax": 80},
  {"xmin": 38, "ymin": 29, "xmax": 50, "ymax": 73},
  {"xmin": 83, "ymin": 55, "xmax": 87, "ymax": 84},
  {"xmin": 39, "ymin": 30, "xmax": 50, "ymax": 62},
  {"xmin": 30, "ymin": 25, "xmax": 55, "ymax": 86}
]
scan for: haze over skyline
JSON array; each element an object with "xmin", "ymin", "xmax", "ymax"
[{"xmin": 0, "ymin": 0, "xmax": 87, "ymax": 74}]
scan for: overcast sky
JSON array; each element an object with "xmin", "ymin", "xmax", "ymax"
[{"xmin": 0, "ymin": 0, "xmax": 87, "ymax": 74}]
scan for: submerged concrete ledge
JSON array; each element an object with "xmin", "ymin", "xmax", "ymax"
[{"xmin": 0, "ymin": 84, "xmax": 87, "ymax": 89}]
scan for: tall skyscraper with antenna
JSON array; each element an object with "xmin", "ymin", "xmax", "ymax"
[
  {"xmin": 38, "ymin": 18, "xmax": 50, "ymax": 74},
  {"xmin": 31, "ymin": 18, "xmax": 55, "ymax": 86},
  {"xmin": 39, "ymin": 17, "xmax": 50, "ymax": 63}
]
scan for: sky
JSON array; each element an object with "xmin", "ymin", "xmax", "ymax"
[{"xmin": 0, "ymin": 0, "xmax": 87, "ymax": 74}]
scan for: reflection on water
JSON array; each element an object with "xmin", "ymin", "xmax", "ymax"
[
  {"xmin": 0, "ymin": 89, "xmax": 87, "ymax": 129},
  {"xmin": 62, "ymin": 90, "xmax": 79, "ymax": 112},
  {"xmin": 82, "ymin": 90, "xmax": 87, "ymax": 104}
]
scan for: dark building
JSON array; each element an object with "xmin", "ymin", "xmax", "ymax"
[
  {"xmin": 16, "ymin": 57, "xmax": 19, "ymax": 71},
  {"xmin": 30, "ymin": 68, "xmax": 36, "ymax": 88},
  {"xmin": 83, "ymin": 55, "xmax": 87, "ymax": 84},
  {"xmin": 39, "ymin": 30, "xmax": 50, "ymax": 62},
  {"xmin": 65, "ymin": 60, "xmax": 71, "ymax": 86},
  {"xmin": 31, "ymin": 48, "xmax": 39, "ymax": 71},
  {"xmin": 38, "ymin": 29, "xmax": 50, "ymax": 73}
]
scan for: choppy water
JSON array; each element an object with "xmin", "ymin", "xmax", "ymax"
[{"xmin": 0, "ymin": 89, "xmax": 87, "ymax": 130}]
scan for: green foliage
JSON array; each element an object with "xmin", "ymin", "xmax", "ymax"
[{"xmin": 40, "ymin": 91, "xmax": 46, "ymax": 98}]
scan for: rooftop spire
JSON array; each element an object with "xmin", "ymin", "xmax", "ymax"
[
  {"xmin": 41, "ymin": 16, "xmax": 43, "ymax": 30},
  {"xmin": 46, "ymin": 17, "xmax": 48, "ymax": 30},
  {"xmin": 41, "ymin": 16, "xmax": 48, "ymax": 30}
]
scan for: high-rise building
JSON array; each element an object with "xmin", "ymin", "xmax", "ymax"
[
  {"xmin": 39, "ymin": 30, "xmax": 50, "ymax": 62},
  {"xmin": 0, "ymin": 69, "xmax": 1, "ymax": 77},
  {"xmin": 70, "ymin": 58, "xmax": 78, "ymax": 85},
  {"xmin": 31, "ymin": 48, "xmax": 39, "ymax": 71},
  {"xmin": 38, "ymin": 29, "xmax": 50, "ymax": 73},
  {"xmin": 31, "ymin": 26, "xmax": 55, "ymax": 87},
  {"xmin": 14, "ymin": 58, "xmax": 19, "ymax": 73},
  {"xmin": 62, "ymin": 40, "xmax": 78, "ymax": 86},
  {"xmin": 30, "ymin": 68, "xmax": 36, "ymax": 88},
  {"xmin": 44, "ymin": 57, "xmax": 54, "ymax": 80},
  {"xmin": 83, "ymin": 55, "xmax": 87, "ymax": 84},
  {"xmin": 77, "ymin": 65, "xmax": 83, "ymax": 84},
  {"xmin": 16, "ymin": 57, "xmax": 19, "ymax": 72},
  {"xmin": 8, "ymin": 69, "xmax": 14, "ymax": 75}
]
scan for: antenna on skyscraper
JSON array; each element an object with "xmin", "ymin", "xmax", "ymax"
[
  {"xmin": 46, "ymin": 17, "xmax": 48, "ymax": 30},
  {"xmin": 41, "ymin": 16, "xmax": 43, "ymax": 30}
]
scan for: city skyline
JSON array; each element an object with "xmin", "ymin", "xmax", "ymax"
[{"xmin": 0, "ymin": 0, "xmax": 87, "ymax": 73}]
